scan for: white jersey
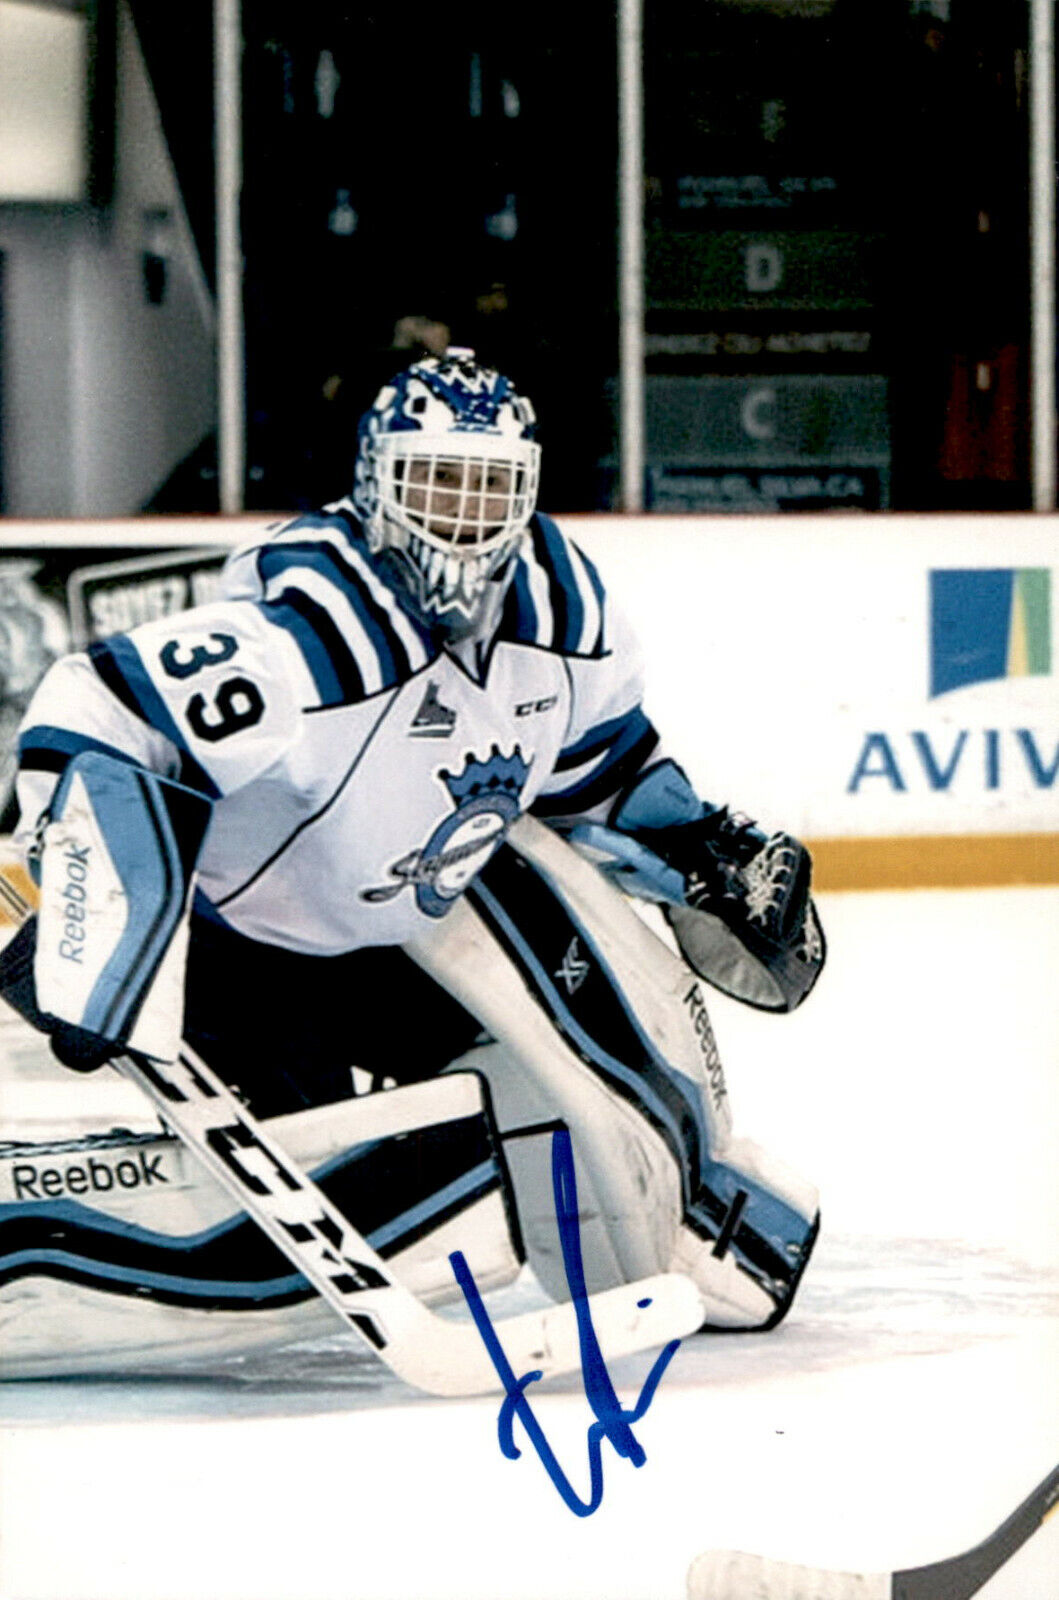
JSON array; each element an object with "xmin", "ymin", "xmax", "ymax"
[{"xmin": 16, "ymin": 507, "xmax": 659, "ymax": 954}]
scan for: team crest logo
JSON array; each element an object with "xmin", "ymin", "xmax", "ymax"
[{"xmin": 362, "ymin": 745, "xmax": 531, "ymax": 917}]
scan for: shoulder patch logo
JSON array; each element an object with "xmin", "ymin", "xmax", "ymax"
[
  {"xmin": 410, "ymin": 680, "xmax": 456, "ymax": 738},
  {"xmin": 362, "ymin": 745, "xmax": 532, "ymax": 917}
]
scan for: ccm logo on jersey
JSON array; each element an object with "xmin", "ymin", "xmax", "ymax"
[
  {"xmin": 10, "ymin": 1148, "xmax": 170, "ymax": 1200},
  {"xmin": 515, "ymin": 695, "xmax": 558, "ymax": 717}
]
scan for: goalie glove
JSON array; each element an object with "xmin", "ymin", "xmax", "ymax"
[
  {"xmin": 563, "ymin": 762, "xmax": 825, "ymax": 1013},
  {"xmin": 638, "ymin": 808, "xmax": 825, "ymax": 1012}
]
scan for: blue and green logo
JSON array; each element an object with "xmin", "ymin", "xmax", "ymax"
[{"xmin": 929, "ymin": 569, "xmax": 1052, "ymax": 698}]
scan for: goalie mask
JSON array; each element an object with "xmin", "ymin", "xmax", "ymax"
[{"xmin": 353, "ymin": 350, "xmax": 541, "ymax": 638}]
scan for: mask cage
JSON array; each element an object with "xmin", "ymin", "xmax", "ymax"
[{"xmin": 375, "ymin": 435, "xmax": 541, "ymax": 556}]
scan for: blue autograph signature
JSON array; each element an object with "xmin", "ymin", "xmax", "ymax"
[{"xmin": 450, "ymin": 1126, "xmax": 682, "ymax": 1517}]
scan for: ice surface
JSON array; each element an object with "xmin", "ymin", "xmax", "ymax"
[{"xmin": 0, "ymin": 888, "xmax": 1056, "ymax": 1600}]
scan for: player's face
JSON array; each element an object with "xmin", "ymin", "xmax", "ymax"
[{"xmin": 403, "ymin": 458, "xmax": 514, "ymax": 547}]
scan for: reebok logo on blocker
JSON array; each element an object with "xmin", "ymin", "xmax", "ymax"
[{"xmin": 58, "ymin": 841, "xmax": 91, "ymax": 963}]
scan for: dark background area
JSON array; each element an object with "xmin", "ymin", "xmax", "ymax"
[{"xmin": 132, "ymin": 0, "xmax": 1034, "ymax": 517}]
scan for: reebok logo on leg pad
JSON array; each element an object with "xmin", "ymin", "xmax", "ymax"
[{"xmin": 9, "ymin": 1148, "xmax": 171, "ymax": 1200}]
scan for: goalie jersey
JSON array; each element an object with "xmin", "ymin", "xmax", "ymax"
[{"xmin": 15, "ymin": 506, "xmax": 659, "ymax": 954}]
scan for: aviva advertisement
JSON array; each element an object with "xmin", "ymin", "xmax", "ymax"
[
  {"xmin": 573, "ymin": 515, "xmax": 1058, "ymax": 887},
  {"xmin": 847, "ymin": 565, "xmax": 1055, "ymax": 803}
]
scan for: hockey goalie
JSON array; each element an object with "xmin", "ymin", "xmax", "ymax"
[{"xmin": 0, "ymin": 351, "xmax": 825, "ymax": 1380}]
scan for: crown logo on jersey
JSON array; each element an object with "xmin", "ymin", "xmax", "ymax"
[
  {"xmin": 441, "ymin": 744, "xmax": 531, "ymax": 806},
  {"xmin": 362, "ymin": 742, "xmax": 532, "ymax": 918}
]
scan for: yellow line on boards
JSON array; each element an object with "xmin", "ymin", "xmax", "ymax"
[
  {"xmin": 808, "ymin": 833, "xmax": 1059, "ymax": 891},
  {"xmin": 2, "ymin": 839, "xmax": 1057, "ymax": 924}
]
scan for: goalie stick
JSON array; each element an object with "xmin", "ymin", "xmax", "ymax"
[
  {"xmin": 118, "ymin": 1044, "xmax": 705, "ymax": 1397},
  {"xmin": 0, "ymin": 869, "xmax": 704, "ymax": 1397},
  {"xmin": 686, "ymin": 1461, "xmax": 1059, "ymax": 1600}
]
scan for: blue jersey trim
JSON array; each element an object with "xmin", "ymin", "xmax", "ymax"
[
  {"xmin": 17, "ymin": 727, "xmax": 141, "ymax": 773},
  {"xmin": 503, "ymin": 516, "xmax": 606, "ymax": 658},
  {"xmin": 532, "ymin": 517, "xmax": 578, "ymax": 650},
  {"xmin": 88, "ymin": 635, "xmax": 186, "ymax": 750},
  {"xmin": 260, "ymin": 594, "xmax": 358, "ymax": 706},
  {"xmin": 505, "ymin": 559, "xmax": 539, "ymax": 641},
  {"xmin": 85, "ymin": 638, "xmax": 220, "ymax": 799},
  {"xmin": 256, "ymin": 540, "xmax": 435, "ymax": 700},
  {"xmin": 553, "ymin": 707, "xmax": 653, "ymax": 772},
  {"xmin": 534, "ymin": 710, "xmax": 658, "ymax": 817}
]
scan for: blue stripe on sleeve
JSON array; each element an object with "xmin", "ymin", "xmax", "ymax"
[
  {"xmin": 502, "ymin": 517, "xmax": 606, "ymax": 657},
  {"xmin": 534, "ymin": 710, "xmax": 658, "ymax": 816},
  {"xmin": 532, "ymin": 517, "xmax": 579, "ymax": 650},
  {"xmin": 342, "ymin": 574, "xmax": 401, "ymax": 686},
  {"xmin": 553, "ymin": 707, "xmax": 653, "ymax": 772},
  {"xmin": 88, "ymin": 635, "xmax": 189, "ymax": 752},
  {"xmin": 573, "ymin": 541, "xmax": 607, "ymax": 653},
  {"xmin": 503, "ymin": 557, "xmax": 539, "ymax": 640},
  {"xmin": 86, "ymin": 639, "xmax": 220, "ymax": 797},
  {"xmin": 260, "ymin": 599, "xmax": 347, "ymax": 705},
  {"xmin": 257, "ymin": 543, "xmax": 423, "ymax": 693}
]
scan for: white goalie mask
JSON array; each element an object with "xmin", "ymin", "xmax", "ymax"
[{"xmin": 353, "ymin": 351, "xmax": 541, "ymax": 638}]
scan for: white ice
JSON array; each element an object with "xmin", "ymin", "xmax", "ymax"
[{"xmin": 1, "ymin": 887, "xmax": 1056, "ymax": 1600}]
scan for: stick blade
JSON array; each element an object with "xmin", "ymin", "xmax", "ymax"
[
  {"xmin": 686, "ymin": 1552, "xmax": 890, "ymax": 1600},
  {"xmin": 388, "ymin": 1270, "xmax": 706, "ymax": 1398}
]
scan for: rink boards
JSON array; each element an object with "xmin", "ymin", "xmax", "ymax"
[{"xmin": 1, "ymin": 509, "xmax": 1056, "ymax": 891}]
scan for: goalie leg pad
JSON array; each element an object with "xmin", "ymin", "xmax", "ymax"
[
  {"xmin": 0, "ymin": 1073, "xmax": 522, "ymax": 1377},
  {"xmin": 407, "ymin": 815, "xmax": 820, "ymax": 1331}
]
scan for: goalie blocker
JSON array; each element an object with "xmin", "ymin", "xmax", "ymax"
[{"xmin": 28, "ymin": 749, "xmax": 212, "ymax": 1066}]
